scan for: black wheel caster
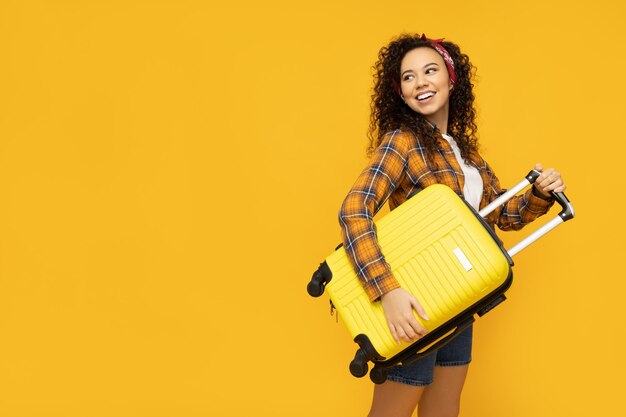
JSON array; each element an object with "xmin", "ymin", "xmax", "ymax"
[
  {"xmin": 349, "ymin": 347, "xmax": 369, "ymax": 378},
  {"xmin": 350, "ymin": 358, "xmax": 369, "ymax": 378},
  {"xmin": 307, "ymin": 279, "xmax": 324, "ymax": 297},
  {"xmin": 370, "ymin": 366, "xmax": 388, "ymax": 384},
  {"xmin": 307, "ymin": 265, "xmax": 329, "ymax": 297}
]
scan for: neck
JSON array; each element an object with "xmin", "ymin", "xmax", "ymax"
[
  {"xmin": 425, "ymin": 117, "xmax": 448, "ymax": 135},
  {"xmin": 425, "ymin": 104, "xmax": 449, "ymax": 135}
]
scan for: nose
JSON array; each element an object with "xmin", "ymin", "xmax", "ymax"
[{"xmin": 415, "ymin": 74, "xmax": 428, "ymax": 88}]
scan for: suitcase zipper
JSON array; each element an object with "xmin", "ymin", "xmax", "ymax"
[{"xmin": 330, "ymin": 300, "xmax": 338, "ymax": 323}]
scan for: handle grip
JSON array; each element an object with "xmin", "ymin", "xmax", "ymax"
[
  {"xmin": 530, "ymin": 169, "xmax": 574, "ymax": 221},
  {"xmin": 550, "ymin": 190, "xmax": 574, "ymax": 221}
]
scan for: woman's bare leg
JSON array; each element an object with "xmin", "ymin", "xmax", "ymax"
[
  {"xmin": 417, "ymin": 365, "xmax": 469, "ymax": 417},
  {"xmin": 367, "ymin": 380, "xmax": 425, "ymax": 417}
]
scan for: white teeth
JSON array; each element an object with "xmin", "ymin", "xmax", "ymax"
[{"xmin": 418, "ymin": 92, "xmax": 435, "ymax": 100}]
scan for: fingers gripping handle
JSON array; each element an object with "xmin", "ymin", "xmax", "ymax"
[{"xmin": 526, "ymin": 169, "xmax": 574, "ymax": 221}]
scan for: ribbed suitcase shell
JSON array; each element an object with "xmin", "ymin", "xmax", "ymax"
[{"xmin": 325, "ymin": 184, "xmax": 511, "ymax": 360}]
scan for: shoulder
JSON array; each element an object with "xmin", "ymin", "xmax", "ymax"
[{"xmin": 377, "ymin": 129, "xmax": 418, "ymax": 153}]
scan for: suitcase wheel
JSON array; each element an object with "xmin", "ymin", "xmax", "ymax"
[
  {"xmin": 369, "ymin": 366, "xmax": 388, "ymax": 384},
  {"xmin": 307, "ymin": 262, "xmax": 332, "ymax": 297},
  {"xmin": 349, "ymin": 348, "xmax": 369, "ymax": 378},
  {"xmin": 306, "ymin": 276, "xmax": 325, "ymax": 297}
]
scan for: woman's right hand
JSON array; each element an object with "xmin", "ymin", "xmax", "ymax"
[{"xmin": 380, "ymin": 288, "xmax": 429, "ymax": 344}]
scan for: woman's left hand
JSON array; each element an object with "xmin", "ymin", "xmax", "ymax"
[{"xmin": 533, "ymin": 163, "xmax": 567, "ymax": 197}]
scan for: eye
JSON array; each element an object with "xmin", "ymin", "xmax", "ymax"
[
  {"xmin": 402, "ymin": 74, "xmax": 414, "ymax": 81},
  {"xmin": 426, "ymin": 67, "xmax": 438, "ymax": 75}
]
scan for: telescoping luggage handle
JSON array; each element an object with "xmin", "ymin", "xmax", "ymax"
[{"xmin": 478, "ymin": 169, "xmax": 575, "ymax": 257}]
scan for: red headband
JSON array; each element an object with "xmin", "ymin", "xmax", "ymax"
[{"xmin": 420, "ymin": 34, "xmax": 457, "ymax": 87}]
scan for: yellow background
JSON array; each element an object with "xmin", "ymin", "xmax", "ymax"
[{"xmin": 0, "ymin": 1, "xmax": 624, "ymax": 416}]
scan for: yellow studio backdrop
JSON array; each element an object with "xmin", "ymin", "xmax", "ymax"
[{"xmin": 0, "ymin": 0, "xmax": 624, "ymax": 416}]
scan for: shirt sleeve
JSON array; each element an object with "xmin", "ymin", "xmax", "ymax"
[
  {"xmin": 484, "ymin": 162, "xmax": 555, "ymax": 231},
  {"xmin": 338, "ymin": 131, "xmax": 410, "ymax": 301}
]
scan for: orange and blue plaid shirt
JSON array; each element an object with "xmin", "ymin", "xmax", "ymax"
[{"xmin": 339, "ymin": 130, "xmax": 554, "ymax": 301}]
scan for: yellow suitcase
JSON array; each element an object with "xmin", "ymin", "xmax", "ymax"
[{"xmin": 308, "ymin": 170, "xmax": 574, "ymax": 383}]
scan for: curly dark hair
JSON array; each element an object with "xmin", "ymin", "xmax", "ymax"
[{"xmin": 367, "ymin": 33, "xmax": 478, "ymax": 161}]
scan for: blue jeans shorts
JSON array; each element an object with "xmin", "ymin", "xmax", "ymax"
[{"xmin": 385, "ymin": 325, "xmax": 473, "ymax": 387}]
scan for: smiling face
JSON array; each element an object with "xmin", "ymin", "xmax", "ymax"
[{"xmin": 399, "ymin": 47, "xmax": 453, "ymax": 131}]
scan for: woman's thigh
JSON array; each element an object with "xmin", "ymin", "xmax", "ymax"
[
  {"xmin": 368, "ymin": 380, "xmax": 425, "ymax": 417},
  {"xmin": 418, "ymin": 365, "xmax": 469, "ymax": 417}
]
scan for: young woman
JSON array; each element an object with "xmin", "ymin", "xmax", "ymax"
[{"xmin": 338, "ymin": 33, "xmax": 566, "ymax": 417}]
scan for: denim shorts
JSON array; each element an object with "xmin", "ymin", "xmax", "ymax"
[{"xmin": 385, "ymin": 325, "xmax": 473, "ymax": 387}]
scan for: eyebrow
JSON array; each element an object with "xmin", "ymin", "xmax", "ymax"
[{"xmin": 401, "ymin": 62, "xmax": 440, "ymax": 76}]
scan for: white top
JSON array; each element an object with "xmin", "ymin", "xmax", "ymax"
[{"xmin": 441, "ymin": 133, "xmax": 483, "ymax": 211}]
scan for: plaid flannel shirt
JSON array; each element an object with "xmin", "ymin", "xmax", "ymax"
[{"xmin": 338, "ymin": 130, "xmax": 554, "ymax": 301}]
